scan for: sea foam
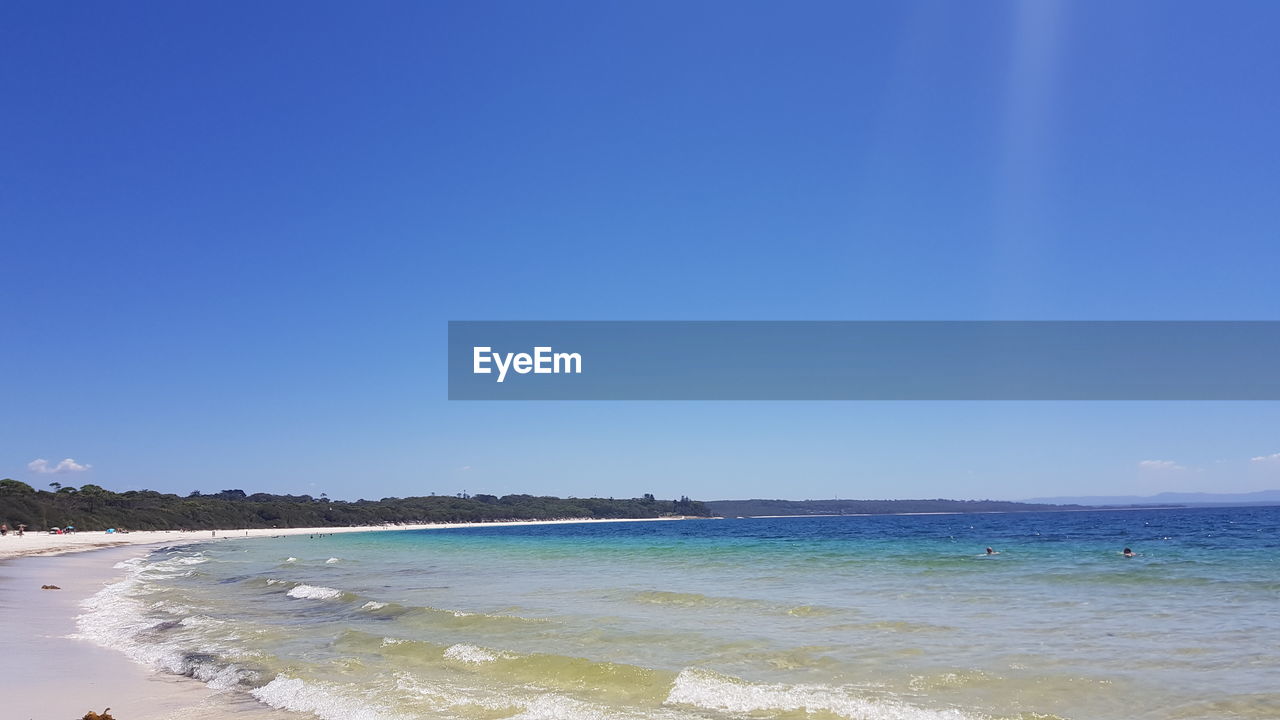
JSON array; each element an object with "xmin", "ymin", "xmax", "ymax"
[
  {"xmin": 76, "ymin": 550, "xmax": 256, "ymax": 693},
  {"xmin": 665, "ymin": 669, "xmax": 978, "ymax": 720},
  {"xmin": 286, "ymin": 584, "xmax": 343, "ymax": 600},
  {"xmin": 443, "ymin": 643, "xmax": 504, "ymax": 664},
  {"xmin": 252, "ymin": 676, "xmax": 406, "ymax": 720}
]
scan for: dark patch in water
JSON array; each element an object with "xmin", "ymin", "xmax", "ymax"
[{"xmin": 181, "ymin": 651, "xmax": 220, "ymax": 669}]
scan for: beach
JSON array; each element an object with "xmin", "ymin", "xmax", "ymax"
[
  {"xmin": 0, "ymin": 546, "xmax": 296, "ymax": 720},
  {"xmin": 0, "ymin": 518, "xmax": 680, "ymax": 720},
  {"xmin": 3, "ymin": 509, "xmax": 1277, "ymax": 720},
  {"xmin": 0, "ymin": 518, "xmax": 678, "ymax": 561}
]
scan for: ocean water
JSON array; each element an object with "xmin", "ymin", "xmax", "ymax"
[{"xmin": 78, "ymin": 507, "xmax": 1280, "ymax": 720}]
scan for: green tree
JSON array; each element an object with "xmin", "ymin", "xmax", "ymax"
[{"xmin": 0, "ymin": 478, "xmax": 36, "ymax": 494}]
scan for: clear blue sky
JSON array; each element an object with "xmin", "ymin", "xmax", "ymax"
[{"xmin": 3, "ymin": 2, "xmax": 1279, "ymax": 501}]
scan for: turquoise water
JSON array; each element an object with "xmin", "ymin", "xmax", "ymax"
[{"xmin": 80, "ymin": 507, "xmax": 1280, "ymax": 719}]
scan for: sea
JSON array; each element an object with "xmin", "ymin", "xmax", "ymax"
[{"xmin": 77, "ymin": 506, "xmax": 1280, "ymax": 720}]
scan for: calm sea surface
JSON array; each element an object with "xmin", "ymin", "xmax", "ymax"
[{"xmin": 79, "ymin": 507, "xmax": 1280, "ymax": 720}]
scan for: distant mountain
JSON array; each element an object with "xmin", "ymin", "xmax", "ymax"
[
  {"xmin": 704, "ymin": 498, "xmax": 1082, "ymax": 517},
  {"xmin": 1026, "ymin": 490, "xmax": 1280, "ymax": 506}
]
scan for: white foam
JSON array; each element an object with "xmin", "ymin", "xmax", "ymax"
[
  {"xmin": 170, "ymin": 554, "xmax": 208, "ymax": 565},
  {"xmin": 150, "ymin": 600, "xmax": 193, "ymax": 615},
  {"xmin": 362, "ymin": 601, "xmax": 388, "ymax": 610},
  {"xmin": 285, "ymin": 557, "xmax": 297, "ymax": 562},
  {"xmin": 201, "ymin": 663, "xmax": 257, "ymax": 692},
  {"xmin": 509, "ymin": 694, "xmax": 619, "ymax": 720},
  {"xmin": 252, "ymin": 676, "xmax": 407, "ymax": 720},
  {"xmin": 443, "ymin": 643, "xmax": 504, "ymax": 664},
  {"xmin": 325, "ymin": 557, "xmax": 340, "ymax": 564},
  {"xmin": 286, "ymin": 584, "xmax": 343, "ymax": 600},
  {"xmin": 392, "ymin": 672, "xmax": 664, "ymax": 720},
  {"xmin": 77, "ymin": 553, "xmax": 239, "ymax": 690},
  {"xmin": 135, "ymin": 557, "xmax": 205, "ymax": 580},
  {"xmin": 665, "ymin": 669, "xmax": 979, "ymax": 720}
]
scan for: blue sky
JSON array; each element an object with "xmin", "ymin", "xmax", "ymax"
[{"xmin": 3, "ymin": 2, "xmax": 1279, "ymax": 501}]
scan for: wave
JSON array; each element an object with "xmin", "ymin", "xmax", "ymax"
[
  {"xmin": 254, "ymin": 669, "xmax": 668, "ymax": 720},
  {"xmin": 331, "ymin": 629, "xmax": 673, "ymax": 704},
  {"xmin": 443, "ymin": 643, "xmax": 509, "ymax": 664},
  {"xmin": 82, "ymin": 557, "xmax": 996, "ymax": 720},
  {"xmin": 286, "ymin": 584, "xmax": 344, "ymax": 600},
  {"xmin": 76, "ymin": 551, "xmax": 263, "ymax": 693},
  {"xmin": 252, "ymin": 676, "xmax": 407, "ymax": 720},
  {"xmin": 665, "ymin": 668, "xmax": 981, "ymax": 720}
]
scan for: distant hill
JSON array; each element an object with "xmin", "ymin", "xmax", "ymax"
[
  {"xmin": 1026, "ymin": 490, "xmax": 1280, "ymax": 507},
  {"xmin": 704, "ymin": 498, "xmax": 1082, "ymax": 517}
]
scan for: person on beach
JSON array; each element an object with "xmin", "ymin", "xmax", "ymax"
[{"xmin": 1123, "ymin": 547, "xmax": 1135, "ymax": 557}]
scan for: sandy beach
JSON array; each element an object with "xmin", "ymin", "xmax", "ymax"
[
  {"xmin": 0, "ymin": 517, "xmax": 678, "ymax": 561},
  {"xmin": 0, "ymin": 518, "xmax": 681, "ymax": 719}
]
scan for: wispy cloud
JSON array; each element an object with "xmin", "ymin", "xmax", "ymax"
[
  {"xmin": 1251, "ymin": 452, "xmax": 1280, "ymax": 464},
  {"xmin": 27, "ymin": 457, "xmax": 91, "ymax": 474},
  {"xmin": 1138, "ymin": 459, "xmax": 1185, "ymax": 471}
]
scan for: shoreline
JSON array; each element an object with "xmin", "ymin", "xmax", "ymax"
[
  {"xmin": 0, "ymin": 516, "xmax": 688, "ymax": 561},
  {"xmin": 0, "ymin": 546, "xmax": 299, "ymax": 720},
  {"xmin": 0, "ymin": 516, "xmax": 690, "ymax": 720}
]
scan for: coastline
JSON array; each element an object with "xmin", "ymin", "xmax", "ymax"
[
  {"xmin": 0, "ymin": 516, "xmax": 685, "ymax": 561},
  {"xmin": 0, "ymin": 546, "xmax": 298, "ymax": 720},
  {"xmin": 0, "ymin": 517, "xmax": 685, "ymax": 719}
]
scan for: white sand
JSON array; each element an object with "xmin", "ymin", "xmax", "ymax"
[
  {"xmin": 0, "ymin": 516, "xmax": 678, "ymax": 560},
  {"xmin": 0, "ymin": 546, "xmax": 297, "ymax": 720}
]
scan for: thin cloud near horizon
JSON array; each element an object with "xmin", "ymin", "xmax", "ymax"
[
  {"xmin": 27, "ymin": 457, "xmax": 92, "ymax": 474},
  {"xmin": 1138, "ymin": 459, "xmax": 1187, "ymax": 471}
]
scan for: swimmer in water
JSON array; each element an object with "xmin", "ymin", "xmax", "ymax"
[
  {"xmin": 1123, "ymin": 547, "xmax": 1135, "ymax": 557},
  {"xmin": 985, "ymin": 547, "xmax": 999, "ymax": 555}
]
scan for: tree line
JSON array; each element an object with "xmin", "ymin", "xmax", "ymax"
[{"xmin": 0, "ymin": 479, "xmax": 710, "ymax": 531}]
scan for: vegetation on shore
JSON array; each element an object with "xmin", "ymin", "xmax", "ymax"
[{"xmin": 0, "ymin": 479, "xmax": 709, "ymax": 531}]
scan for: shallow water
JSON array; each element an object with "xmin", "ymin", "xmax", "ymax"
[{"xmin": 78, "ymin": 507, "xmax": 1280, "ymax": 720}]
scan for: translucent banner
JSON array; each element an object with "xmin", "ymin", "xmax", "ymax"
[{"xmin": 447, "ymin": 321, "xmax": 1280, "ymax": 400}]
